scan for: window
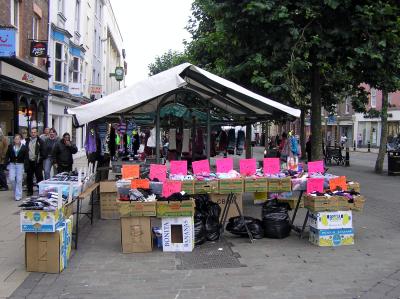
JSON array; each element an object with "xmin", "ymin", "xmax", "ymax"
[
  {"xmin": 93, "ymin": 29, "xmax": 97, "ymax": 56},
  {"xmin": 388, "ymin": 93, "xmax": 392, "ymax": 105},
  {"xmin": 92, "ymin": 69, "xmax": 95, "ymax": 84},
  {"xmin": 72, "ymin": 57, "xmax": 80, "ymax": 83},
  {"xmin": 74, "ymin": 0, "xmax": 80, "ymax": 32},
  {"xmin": 10, "ymin": 0, "xmax": 19, "ymax": 56},
  {"xmin": 11, "ymin": 0, "xmax": 19, "ymax": 27},
  {"xmin": 371, "ymin": 88, "xmax": 377, "ymax": 108},
  {"xmin": 55, "ymin": 43, "xmax": 63, "ymax": 82},
  {"xmin": 345, "ymin": 97, "xmax": 350, "ymax": 114},
  {"xmin": 97, "ymin": 35, "xmax": 101, "ymax": 57},
  {"xmin": 58, "ymin": 0, "xmax": 64, "ymax": 13}
]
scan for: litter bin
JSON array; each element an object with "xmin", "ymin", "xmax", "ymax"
[{"xmin": 388, "ymin": 151, "xmax": 400, "ymax": 176}]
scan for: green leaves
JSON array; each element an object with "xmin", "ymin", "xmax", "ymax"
[{"xmin": 324, "ymin": 0, "xmax": 340, "ymax": 10}]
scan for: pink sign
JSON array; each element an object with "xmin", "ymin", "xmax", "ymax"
[
  {"xmin": 170, "ymin": 160, "xmax": 187, "ymax": 175},
  {"xmin": 239, "ymin": 158, "xmax": 257, "ymax": 176},
  {"xmin": 263, "ymin": 158, "xmax": 280, "ymax": 175},
  {"xmin": 162, "ymin": 181, "xmax": 182, "ymax": 198},
  {"xmin": 308, "ymin": 160, "xmax": 324, "ymax": 174},
  {"xmin": 150, "ymin": 164, "xmax": 167, "ymax": 182},
  {"xmin": 216, "ymin": 158, "xmax": 233, "ymax": 173},
  {"xmin": 306, "ymin": 178, "xmax": 324, "ymax": 194},
  {"xmin": 192, "ymin": 159, "xmax": 210, "ymax": 175}
]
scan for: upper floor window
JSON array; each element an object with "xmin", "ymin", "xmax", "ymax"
[
  {"xmin": 74, "ymin": 0, "xmax": 81, "ymax": 33},
  {"xmin": 345, "ymin": 97, "xmax": 350, "ymax": 114},
  {"xmin": 11, "ymin": 0, "xmax": 19, "ymax": 27},
  {"xmin": 72, "ymin": 57, "xmax": 80, "ymax": 83},
  {"xmin": 54, "ymin": 42, "xmax": 68, "ymax": 83},
  {"xmin": 58, "ymin": 0, "xmax": 65, "ymax": 14},
  {"xmin": 388, "ymin": 93, "xmax": 392, "ymax": 105},
  {"xmin": 371, "ymin": 88, "xmax": 377, "ymax": 108}
]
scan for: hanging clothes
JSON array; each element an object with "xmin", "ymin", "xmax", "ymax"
[
  {"xmin": 227, "ymin": 129, "xmax": 236, "ymax": 154},
  {"xmin": 85, "ymin": 123, "xmax": 97, "ymax": 154},
  {"xmin": 182, "ymin": 129, "xmax": 190, "ymax": 154},
  {"xmin": 147, "ymin": 127, "xmax": 156, "ymax": 148},
  {"xmin": 109, "ymin": 126, "xmax": 116, "ymax": 158},
  {"xmin": 169, "ymin": 129, "xmax": 177, "ymax": 150},
  {"xmin": 236, "ymin": 130, "xmax": 245, "ymax": 155},
  {"xmin": 219, "ymin": 130, "xmax": 228, "ymax": 152}
]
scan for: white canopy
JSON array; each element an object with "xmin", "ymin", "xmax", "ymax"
[{"xmin": 68, "ymin": 63, "xmax": 300, "ymax": 126}]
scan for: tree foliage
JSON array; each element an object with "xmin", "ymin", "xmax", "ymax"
[{"xmin": 148, "ymin": 50, "xmax": 190, "ymax": 76}]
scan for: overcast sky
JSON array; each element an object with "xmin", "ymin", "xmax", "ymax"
[{"xmin": 111, "ymin": 0, "xmax": 193, "ymax": 85}]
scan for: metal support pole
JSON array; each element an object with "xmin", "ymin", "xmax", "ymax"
[
  {"xmin": 206, "ymin": 102, "xmax": 211, "ymax": 161},
  {"xmin": 245, "ymin": 124, "xmax": 252, "ymax": 158},
  {"xmin": 156, "ymin": 105, "xmax": 161, "ymax": 163},
  {"xmin": 345, "ymin": 147, "xmax": 350, "ymax": 166}
]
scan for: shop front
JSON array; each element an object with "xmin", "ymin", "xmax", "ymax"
[{"xmin": 0, "ymin": 59, "xmax": 48, "ymax": 138}]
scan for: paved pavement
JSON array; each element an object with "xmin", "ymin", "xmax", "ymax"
[{"xmin": 1, "ymin": 149, "xmax": 400, "ymax": 299}]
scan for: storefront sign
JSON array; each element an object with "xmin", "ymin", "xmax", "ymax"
[
  {"xmin": 327, "ymin": 115, "xmax": 337, "ymax": 125},
  {"xmin": 0, "ymin": 28, "xmax": 16, "ymax": 57},
  {"xmin": 69, "ymin": 83, "xmax": 81, "ymax": 96},
  {"xmin": 89, "ymin": 84, "xmax": 102, "ymax": 99},
  {"xmin": 30, "ymin": 41, "xmax": 47, "ymax": 57},
  {"xmin": 0, "ymin": 62, "xmax": 48, "ymax": 90}
]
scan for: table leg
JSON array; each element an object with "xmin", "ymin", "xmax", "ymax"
[
  {"xmin": 300, "ymin": 210, "xmax": 310, "ymax": 239},
  {"xmin": 291, "ymin": 190, "xmax": 304, "ymax": 225},
  {"xmin": 75, "ymin": 198, "xmax": 80, "ymax": 250}
]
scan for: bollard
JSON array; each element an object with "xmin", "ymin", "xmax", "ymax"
[
  {"xmin": 353, "ymin": 140, "xmax": 356, "ymax": 151},
  {"xmin": 345, "ymin": 147, "xmax": 350, "ymax": 166},
  {"xmin": 368, "ymin": 141, "xmax": 371, "ymax": 152}
]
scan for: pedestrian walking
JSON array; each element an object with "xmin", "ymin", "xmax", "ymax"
[
  {"xmin": 4, "ymin": 134, "xmax": 28, "ymax": 201},
  {"xmin": 25, "ymin": 128, "xmax": 45, "ymax": 196},
  {"xmin": 53, "ymin": 132, "xmax": 78, "ymax": 173},
  {"xmin": 40, "ymin": 127, "xmax": 50, "ymax": 141},
  {"xmin": 42, "ymin": 128, "xmax": 59, "ymax": 180},
  {"xmin": 0, "ymin": 128, "xmax": 9, "ymax": 191}
]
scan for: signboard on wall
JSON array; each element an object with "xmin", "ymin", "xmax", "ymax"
[
  {"xmin": 89, "ymin": 84, "xmax": 102, "ymax": 99},
  {"xmin": 0, "ymin": 28, "xmax": 16, "ymax": 57},
  {"xmin": 30, "ymin": 41, "xmax": 47, "ymax": 57}
]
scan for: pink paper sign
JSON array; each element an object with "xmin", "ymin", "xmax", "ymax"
[
  {"xmin": 170, "ymin": 160, "xmax": 187, "ymax": 175},
  {"xmin": 162, "ymin": 181, "xmax": 182, "ymax": 198},
  {"xmin": 216, "ymin": 158, "xmax": 233, "ymax": 173},
  {"xmin": 308, "ymin": 160, "xmax": 324, "ymax": 174},
  {"xmin": 192, "ymin": 159, "xmax": 210, "ymax": 175},
  {"xmin": 263, "ymin": 158, "xmax": 280, "ymax": 175},
  {"xmin": 306, "ymin": 178, "xmax": 324, "ymax": 194},
  {"xmin": 150, "ymin": 164, "xmax": 167, "ymax": 182},
  {"xmin": 239, "ymin": 158, "xmax": 257, "ymax": 176}
]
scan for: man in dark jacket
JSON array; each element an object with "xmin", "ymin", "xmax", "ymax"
[
  {"xmin": 25, "ymin": 128, "xmax": 45, "ymax": 196},
  {"xmin": 52, "ymin": 132, "xmax": 78, "ymax": 173}
]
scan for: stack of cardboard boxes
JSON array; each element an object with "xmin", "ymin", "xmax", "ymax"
[
  {"xmin": 21, "ymin": 203, "xmax": 73, "ymax": 273},
  {"xmin": 308, "ymin": 210, "xmax": 354, "ymax": 247}
]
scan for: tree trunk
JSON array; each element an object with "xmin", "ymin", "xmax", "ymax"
[
  {"xmin": 300, "ymin": 108, "xmax": 306, "ymax": 160},
  {"xmin": 374, "ymin": 90, "xmax": 388, "ymax": 173},
  {"xmin": 310, "ymin": 62, "xmax": 323, "ymax": 161}
]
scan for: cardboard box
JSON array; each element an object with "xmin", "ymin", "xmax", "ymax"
[
  {"xmin": 156, "ymin": 199, "xmax": 195, "ymax": 217},
  {"xmin": 210, "ymin": 193, "xmax": 243, "ymax": 220},
  {"xmin": 347, "ymin": 181, "xmax": 361, "ymax": 193},
  {"xmin": 174, "ymin": 180, "xmax": 194, "ymax": 194},
  {"xmin": 194, "ymin": 180, "xmax": 219, "ymax": 194},
  {"xmin": 25, "ymin": 226, "xmax": 65, "ymax": 273},
  {"xmin": 118, "ymin": 201, "xmax": 157, "ymax": 217},
  {"xmin": 268, "ymin": 178, "xmax": 292, "ymax": 193},
  {"xmin": 64, "ymin": 216, "xmax": 73, "ymax": 264},
  {"xmin": 100, "ymin": 180, "xmax": 117, "ymax": 193},
  {"xmin": 309, "ymin": 227, "xmax": 354, "ymax": 246},
  {"xmin": 63, "ymin": 201, "xmax": 74, "ymax": 219},
  {"xmin": 100, "ymin": 181, "xmax": 120, "ymax": 219},
  {"xmin": 120, "ymin": 217, "xmax": 153, "ymax": 253},
  {"xmin": 304, "ymin": 195, "xmax": 350, "ymax": 212},
  {"xmin": 20, "ymin": 208, "xmax": 63, "ymax": 233},
  {"xmin": 244, "ymin": 177, "xmax": 268, "ymax": 193},
  {"xmin": 309, "ymin": 211, "xmax": 352, "ymax": 230},
  {"xmin": 162, "ymin": 217, "xmax": 194, "ymax": 252},
  {"xmin": 219, "ymin": 178, "xmax": 244, "ymax": 194},
  {"xmin": 253, "ymin": 192, "xmax": 268, "ymax": 205}
]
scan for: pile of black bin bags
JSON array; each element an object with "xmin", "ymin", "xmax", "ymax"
[
  {"xmin": 194, "ymin": 194, "xmax": 221, "ymax": 245},
  {"xmin": 226, "ymin": 199, "xmax": 291, "ymax": 239}
]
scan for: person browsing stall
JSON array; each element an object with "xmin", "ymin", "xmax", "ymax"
[{"xmin": 52, "ymin": 132, "xmax": 78, "ymax": 173}]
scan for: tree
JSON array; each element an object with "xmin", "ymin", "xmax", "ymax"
[
  {"xmin": 348, "ymin": 1, "xmax": 400, "ymax": 173},
  {"xmin": 148, "ymin": 50, "xmax": 190, "ymax": 76},
  {"xmin": 186, "ymin": 1, "xmax": 376, "ymax": 161}
]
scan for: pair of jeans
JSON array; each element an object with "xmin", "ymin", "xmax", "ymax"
[
  {"xmin": 26, "ymin": 160, "xmax": 43, "ymax": 194},
  {"xmin": 0, "ymin": 164, "xmax": 7, "ymax": 189},
  {"xmin": 8, "ymin": 163, "xmax": 24, "ymax": 200},
  {"xmin": 43, "ymin": 157, "xmax": 53, "ymax": 180}
]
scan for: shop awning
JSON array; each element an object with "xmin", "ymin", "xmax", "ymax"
[{"xmin": 68, "ymin": 63, "xmax": 301, "ymax": 126}]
